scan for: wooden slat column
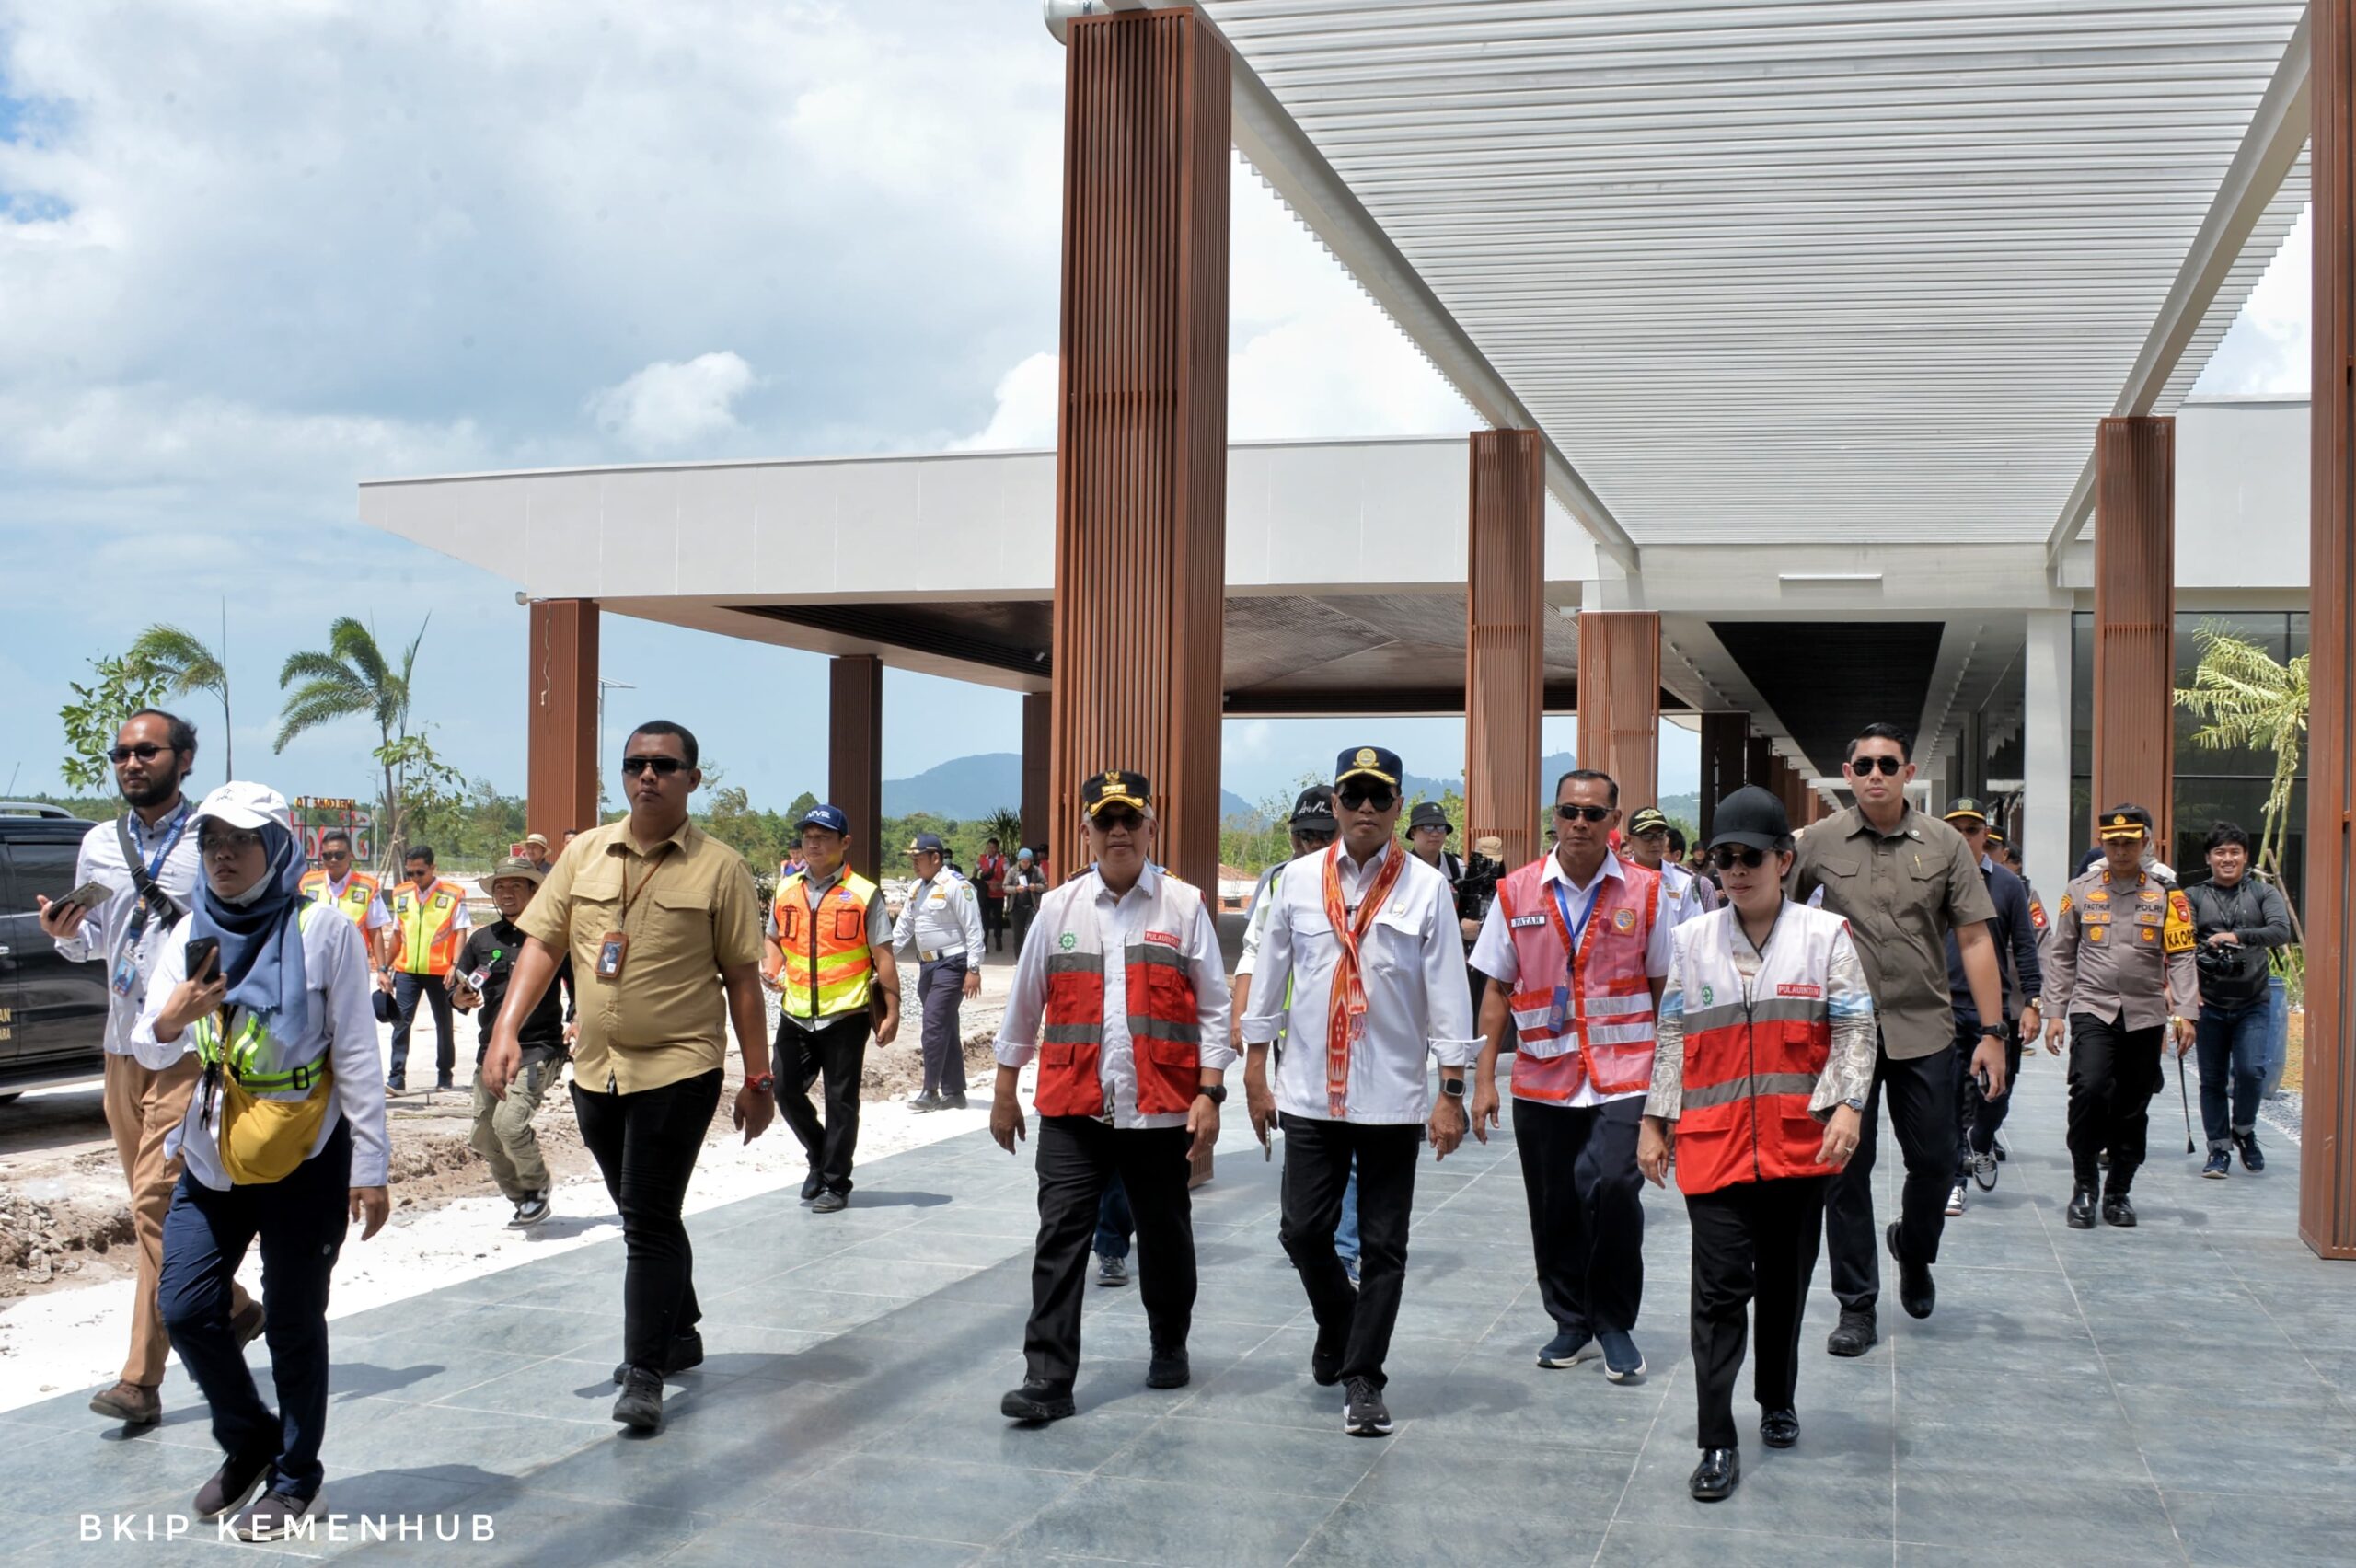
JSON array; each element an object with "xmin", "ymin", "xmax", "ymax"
[
  {"xmin": 829, "ymin": 656, "xmax": 884, "ymax": 882},
  {"xmin": 2305, "ymin": 0, "xmax": 2356, "ymax": 1261},
  {"xmin": 1467, "ymin": 430, "xmax": 1545, "ymax": 868},
  {"xmin": 1577, "ymin": 613, "xmax": 1659, "ymax": 807},
  {"xmin": 526, "ymin": 599, "xmax": 598, "ymax": 845},
  {"xmin": 1698, "ymin": 712, "xmax": 1748, "ymax": 839},
  {"xmin": 2092, "ymin": 416, "xmax": 2177, "ymax": 846},
  {"xmin": 1021, "ymin": 693, "xmax": 1052, "ymax": 856},
  {"xmin": 1746, "ymin": 735, "xmax": 1773, "ymax": 790},
  {"xmin": 1049, "ymin": 9, "xmax": 1230, "ymax": 894}
]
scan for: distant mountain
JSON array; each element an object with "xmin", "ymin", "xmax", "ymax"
[{"xmin": 884, "ymin": 753, "xmax": 1253, "ymax": 823}]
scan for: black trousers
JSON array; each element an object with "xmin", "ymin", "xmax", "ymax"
[
  {"xmin": 1023, "ymin": 1117, "xmax": 1195, "ymax": 1390},
  {"xmin": 1687, "ymin": 1176, "xmax": 1828, "ymax": 1450},
  {"xmin": 774, "ymin": 1011, "xmax": 868, "ymax": 1195},
  {"xmin": 389, "ymin": 971, "xmax": 455, "ymax": 1084},
  {"xmin": 1512, "ymin": 1094, "xmax": 1645, "ymax": 1336},
  {"xmin": 1953, "ymin": 1018, "xmax": 2024, "ymax": 1171},
  {"xmin": 572, "ymin": 1068, "xmax": 722, "ymax": 1376},
  {"xmin": 1279, "ymin": 1113, "xmax": 1423, "ymax": 1389},
  {"xmin": 1825, "ymin": 1039, "xmax": 1955, "ymax": 1316},
  {"xmin": 2067, "ymin": 1013, "xmax": 2165, "ymax": 1190},
  {"xmin": 981, "ymin": 895, "xmax": 1006, "ymax": 950}
]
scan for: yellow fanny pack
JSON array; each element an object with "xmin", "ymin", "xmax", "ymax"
[{"xmin": 216, "ymin": 1065, "xmax": 334, "ymax": 1185}]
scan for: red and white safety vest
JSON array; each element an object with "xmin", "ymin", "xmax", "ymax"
[
  {"xmin": 1494, "ymin": 858, "xmax": 1661, "ymax": 1101},
  {"xmin": 1034, "ymin": 870, "xmax": 1207, "ymax": 1119},
  {"xmin": 1668, "ymin": 904, "xmax": 1847, "ymax": 1196}
]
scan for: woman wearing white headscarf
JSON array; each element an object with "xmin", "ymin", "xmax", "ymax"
[{"xmin": 133, "ymin": 782, "xmax": 388, "ymax": 1541}]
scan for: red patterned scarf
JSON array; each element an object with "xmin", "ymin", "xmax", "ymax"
[{"xmin": 1320, "ymin": 839, "xmax": 1409, "ymax": 1117}]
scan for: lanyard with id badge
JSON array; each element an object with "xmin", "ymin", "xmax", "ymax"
[
  {"xmin": 113, "ymin": 805, "xmax": 192, "ymax": 999},
  {"xmin": 597, "ymin": 851, "xmax": 669, "ymax": 981}
]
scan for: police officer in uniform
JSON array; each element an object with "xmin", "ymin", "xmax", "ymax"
[
  {"xmin": 989, "ymin": 769, "xmax": 1231, "ymax": 1422},
  {"xmin": 2039, "ymin": 804, "xmax": 2198, "ymax": 1228},
  {"xmin": 892, "ymin": 831, "xmax": 984, "ymax": 1110}
]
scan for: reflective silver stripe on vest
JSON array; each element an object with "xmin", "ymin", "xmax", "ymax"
[
  {"xmin": 1680, "ymin": 996, "xmax": 1828, "ymax": 1037},
  {"xmin": 1681, "ymin": 1071, "xmax": 1820, "ymax": 1111},
  {"xmin": 1041, "ymin": 1021, "xmax": 1103, "ymax": 1044},
  {"xmin": 1044, "ymin": 952, "xmax": 1106, "ymax": 976},
  {"xmin": 1127, "ymin": 1013, "xmax": 1202, "ymax": 1045},
  {"xmin": 1126, "ymin": 942, "xmax": 1188, "ymax": 974}
]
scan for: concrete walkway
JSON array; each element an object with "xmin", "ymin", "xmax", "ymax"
[{"xmin": 10, "ymin": 1056, "xmax": 2354, "ymax": 1565}]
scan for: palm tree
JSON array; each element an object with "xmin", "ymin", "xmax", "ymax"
[
  {"xmin": 2176, "ymin": 620, "xmax": 2311, "ymax": 946},
  {"xmin": 128, "ymin": 622, "xmax": 233, "ymax": 780},
  {"xmin": 276, "ymin": 617, "xmax": 426, "ymax": 867},
  {"xmin": 985, "ymin": 806, "xmax": 1025, "ymax": 850}
]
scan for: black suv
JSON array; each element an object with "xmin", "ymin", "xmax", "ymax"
[{"xmin": 0, "ymin": 804, "xmax": 110, "ymax": 1101}]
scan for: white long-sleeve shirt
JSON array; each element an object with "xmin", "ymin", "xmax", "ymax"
[
  {"xmin": 993, "ymin": 865, "xmax": 1235, "ymax": 1129},
  {"xmin": 893, "ymin": 871, "xmax": 985, "ymax": 961},
  {"xmin": 52, "ymin": 802, "xmax": 202, "ymax": 1058},
  {"xmin": 1241, "ymin": 842, "xmax": 1478, "ymax": 1125},
  {"xmin": 133, "ymin": 906, "xmax": 391, "ymax": 1191}
]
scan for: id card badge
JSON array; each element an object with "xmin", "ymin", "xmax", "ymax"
[
  {"xmin": 595, "ymin": 932, "xmax": 629, "ymax": 980},
  {"xmin": 110, "ymin": 942, "xmax": 144, "ymax": 998}
]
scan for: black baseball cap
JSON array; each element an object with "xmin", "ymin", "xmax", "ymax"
[
  {"xmin": 1082, "ymin": 768, "xmax": 1151, "ymax": 818},
  {"xmin": 1707, "ymin": 786, "xmax": 1791, "ymax": 853},
  {"xmin": 1627, "ymin": 807, "xmax": 1670, "ymax": 836},
  {"xmin": 1335, "ymin": 745, "xmax": 1402, "ymax": 788},
  {"xmin": 1943, "ymin": 796, "xmax": 1990, "ymax": 825},
  {"xmin": 1406, "ymin": 801, "xmax": 1451, "ymax": 833},
  {"xmin": 1289, "ymin": 786, "xmax": 1338, "ymax": 832}
]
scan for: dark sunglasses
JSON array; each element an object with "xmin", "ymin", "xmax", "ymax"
[
  {"xmin": 1554, "ymin": 803, "xmax": 1612, "ymax": 824},
  {"xmin": 1092, "ymin": 807, "xmax": 1145, "ymax": 832},
  {"xmin": 620, "ymin": 755, "xmax": 685, "ymax": 777},
  {"xmin": 107, "ymin": 743, "xmax": 171, "ymax": 765},
  {"xmin": 319, "ymin": 848, "xmax": 351, "ymax": 861},
  {"xmin": 1848, "ymin": 755, "xmax": 1905, "ymax": 777},
  {"xmin": 1709, "ymin": 845, "xmax": 1772, "ymax": 870},
  {"xmin": 1337, "ymin": 787, "xmax": 1396, "ymax": 813},
  {"xmin": 1294, "ymin": 829, "xmax": 1336, "ymax": 849}
]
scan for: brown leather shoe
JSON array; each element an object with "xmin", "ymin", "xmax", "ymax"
[
  {"xmin": 88, "ymin": 1380, "xmax": 160, "ymax": 1426},
  {"xmin": 230, "ymin": 1298, "xmax": 267, "ymax": 1348}
]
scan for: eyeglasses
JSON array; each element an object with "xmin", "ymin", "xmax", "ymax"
[
  {"xmin": 1092, "ymin": 807, "xmax": 1145, "ymax": 832},
  {"xmin": 1847, "ymin": 755, "xmax": 1905, "ymax": 777},
  {"xmin": 107, "ymin": 744, "xmax": 171, "ymax": 765},
  {"xmin": 1337, "ymin": 787, "xmax": 1396, "ymax": 813},
  {"xmin": 1554, "ymin": 803, "xmax": 1612, "ymax": 824},
  {"xmin": 1709, "ymin": 845, "xmax": 1771, "ymax": 870},
  {"xmin": 202, "ymin": 829, "xmax": 263, "ymax": 854},
  {"xmin": 1294, "ymin": 829, "xmax": 1336, "ymax": 849},
  {"xmin": 620, "ymin": 755, "xmax": 685, "ymax": 777}
]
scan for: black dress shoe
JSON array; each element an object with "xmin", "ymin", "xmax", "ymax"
[
  {"xmin": 801, "ymin": 1170, "xmax": 825, "ymax": 1202},
  {"xmin": 1761, "ymin": 1409, "xmax": 1800, "ymax": 1449},
  {"xmin": 2067, "ymin": 1181, "xmax": 2098, "ymax": 1229},
  {"xmin": 1147, "ymin": 1344, "xmax": 1190, "ymax": 1389},
  {"xmin": 1826, "ymin": 1309, "xmax": 1877, "ymax": 1357},
  {"xmin": 1000, "ymin": 1381, "xmax": 1076, "ymax": 1424},
  {"xmin": 1887, "ymin": 1221, "xmax": 1934, "ymax": 1320},
  {"xmin": 613, "ymin": 1330, "xmax": 705, "ymax": 1386},
  {"xmin": 2102, "ymin": 1193, "xmax": 2138, "ymax": 1228},
  {"xmin": 1311, "ymin": 1322, "xmax": 1346, "ymax": 1387},
  {"xmin": 1689, "ymin": 1447, "xmax": 1739, "ymax": 1501}
]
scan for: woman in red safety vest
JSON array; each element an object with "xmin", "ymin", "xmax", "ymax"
[{"xmin": 1635, "ymin": 786, "xmax": 1878, "ymax": 1505}]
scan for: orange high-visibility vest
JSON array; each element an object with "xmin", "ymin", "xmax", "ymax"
[
  {"xmin": 299, "ymin": 868, "xmax": 382, "ymax": 929},
  {"xmin": 1496, "ymin": 858, "xmax": 1661, "ymax": 1101},
  {"xmin": 1035, "ymin": 871, "xmax": 1205, "ymax": 1118},
  {"xmin": 771, "ymin": 870, "xmax": 879, "ymax": 1020},
  {"xmin": 390, "ymin": 878, "xmax": 464, "ymax": 975}
]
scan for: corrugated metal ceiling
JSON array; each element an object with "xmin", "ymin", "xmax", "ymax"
[{"xmin": 1200, "ymin": 0, "xmax": 2306, "ymax": 545}]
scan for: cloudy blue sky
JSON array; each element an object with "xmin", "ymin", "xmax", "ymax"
[{"xmin": 0, "ymin": 2, "xmax": 2312, "ymax": 811}]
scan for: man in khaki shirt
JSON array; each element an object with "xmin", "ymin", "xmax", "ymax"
[
  {"xmin": 485, "ymin": 720, "xmax": 772, "ymax": 1435},
  {"xmin": 2038, "ymin": 803, "xmax": 2198, "ymax": 1230},
  {"xmin": 1786, "ymin": 723, "xmax": 2004, "ymax": 1355}
]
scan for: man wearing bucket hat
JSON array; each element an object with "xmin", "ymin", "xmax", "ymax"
[
  {"xmin": 454, "ymin": 856, "xmax": 572, "ymax": 1228},
  {"xmin": 133, "ymin": 781, "xmax": 390, "ymax": 1539},
  {"xmin": 2039, "ymin": 804, "xmax": 2198, "ymax": 1228}
]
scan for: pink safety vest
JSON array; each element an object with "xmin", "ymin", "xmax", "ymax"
[{"xmin": 1496, "ymin": 857, "xmax": 1661, "ymax": 1101}]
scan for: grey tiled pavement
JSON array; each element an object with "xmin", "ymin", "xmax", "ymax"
[{"xmin": 14, "ymin": 1056, "xmax": 2356, "ymax": 1565}]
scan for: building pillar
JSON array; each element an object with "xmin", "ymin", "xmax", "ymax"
[
  {"xmin": 829, "ymin": 655, "xmax": 884, "ymax": 882},
  {"xmin": 1048, "ymin": 7, "xmax": 1230, "ymax": 894},
  {"xmin": 525, "ymin": 599, "xmax": 598, "ymax": 846},
  {"xmin": 2092, "ymin": 416, "xmax": 2176, "ymax": 847},
  {"xmin": 1746, "ymin": 735, "xmax": 1773, "ymax": 790},
  {"xmin": 1577, "ymin": 611, "xmax": 1659, "ymax": 807},
  {"xmin": 1959, "ymin": 709, "xmax": 1988, "ymax": 801},
  {"xmin": 1021, "ymin": 693, "xmax": 1051, "ymax": 855},
  {"xmin": 1698, "ymin": 712, "xmax": 1748, "ymax": 840},
  {"xmin": 2304, "ymin": 0, "xmax": 2356, "ymax": 1260},
  {"xmin": 1467, "ymin": 430, "xmax": 1545, "ymax": 868},
  {"xmin": 2023, "ymin": 607, "xmax": 2073, "ymax": 900}
]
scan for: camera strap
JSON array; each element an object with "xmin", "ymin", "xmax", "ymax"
[{"xmin": 117, "ymin": 808, "xmax": 189, "ymax": 931}]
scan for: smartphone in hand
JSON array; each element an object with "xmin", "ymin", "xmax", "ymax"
[
  {"xmin": 53, "ymin": 880, "xmax": 112, "ymax": 916},
  {"xmin": 185, "ymin": 936, "xmax": 221, "ymax": 981}
]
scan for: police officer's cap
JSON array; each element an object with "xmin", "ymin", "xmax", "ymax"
[
  {"xmin": 1707, "ymin": 786, "xmax": 1792, "ymax": 853},
  {"xmin": 1627, "ymin": 807, "xmax": 1671, "ymax": 836},
  {"xmin": 1943, "ymin": 796, "xmax": 1989, "ymax": 825},
  {"xmin": 907, "ymin": 831, "xmax": 947, "ymax": 854},
  {"xmin": 2097, "ymin": 803, "xmax": 2153, "ymax": 841},
  {"xmin": 1081, "ymin": 769, "xmax": 1151, "ymax": 818},
  {"xmin": 797, "ymin": 802, "xmax": 850, "ymax": 836},
  {"xmin": 1406, "ymin": 801, "xmax": 1451, "ymax": 834},
  {"xmin": 1288, "ymin": 785, "xmax": 1338, "ymax": 832},
  {"xmin": 1335, "ymin": 745, "xmax": 1403, "ymax": 788}
]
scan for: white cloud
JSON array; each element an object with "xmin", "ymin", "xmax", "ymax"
[
  {"xmin": 2193, "ymin": 206, "xmax": 2310, "ymax": 396},
  {"xmin": 950, "ymin": 351, "xmax": 1058, "ymax": 451},
  {"xmin": 588, "ymin": 352, "xmax": 757, "ymax": 453}
]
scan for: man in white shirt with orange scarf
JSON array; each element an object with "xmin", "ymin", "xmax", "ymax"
[{"xmin": 1242, "ymin": 744, "xmax": 1478, "ymax": 1438}]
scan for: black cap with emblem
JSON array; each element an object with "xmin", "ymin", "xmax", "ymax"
[
  {"xmin": 2097, "ymin": 802, "xmax": 2152, "ymax": 841},
  {"xmin": 1335, "ymin": 745, "xmax": 1402, "ymax": 788},
  {"xmin": 1081, "ymin": 769, "xmax": 1151, "ymax": 818}
]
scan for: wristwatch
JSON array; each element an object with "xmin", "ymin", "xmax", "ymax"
[
  {"xmin": 1439, "ymin": 1077, "xmax": 1467, "ymax": 1099},
  {"xmin": 1980, "ymin": 1025, "xmax": 2007, "ymax": 1042},
  {"xmin": 1842, "ymin": 1096, "xmax": 1866, "ymax": 1113},
  {"xmin": 1195, "ymin": 1083, "xmax": 1227, "ymax": 1106},
  {"xmin": 745, "ymin": 1073, "xmax": 776, "ymax": 1095}
]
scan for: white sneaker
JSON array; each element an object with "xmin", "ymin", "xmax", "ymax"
[
  {"xmin": 1972, "ymin": 1149, "xmax": 1999, "ymax": 1192},
  {"xmin": 1945, "ymin": 1180, "xmax": 1968, "ymax": 1217}
]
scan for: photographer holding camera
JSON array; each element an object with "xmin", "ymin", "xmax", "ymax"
[{"xmin": 2184, "ymin": 822, "xmax": 2292, "ymax": 1177}]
